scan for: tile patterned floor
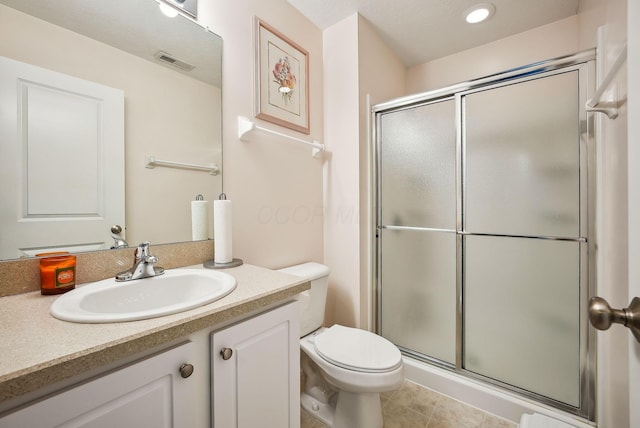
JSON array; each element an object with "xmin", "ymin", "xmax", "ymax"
[{"xmin": 300, "ymin": 380, "xmax": 517, "ymax": 428}]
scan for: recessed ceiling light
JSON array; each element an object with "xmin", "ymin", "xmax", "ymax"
[{"xmin": 464, "ymin": 3, "xmax": 495, "ymax": 24}]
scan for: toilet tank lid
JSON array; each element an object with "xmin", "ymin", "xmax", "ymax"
[{"xmin": 277, "ymin": 262, "xmax": 330, "ymax": 281}]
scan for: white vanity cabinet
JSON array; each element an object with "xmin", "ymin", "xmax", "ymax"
[
  {"xmin": 211, "ymin": 301, "xmax": 300, "ymax": 428},
  {"xmin": 0, "ymin": 299, "xmax": 301, "ymax": 428},
  {"xmin": 0, "ymin": 342, "xmax": 197, "ymax": 428}
]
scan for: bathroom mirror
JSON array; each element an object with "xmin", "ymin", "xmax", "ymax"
[{"xmin": 0, "ymin": 0, "xmax": 222, "ymax": 260}]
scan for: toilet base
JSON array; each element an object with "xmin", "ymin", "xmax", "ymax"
[
  {"xmin": 301, "ymin": 391, "xmax": 334, "ymax": 426},
  {"xmin": 301, "ymin": 390, "xmax": 383, "ymax": 428}
]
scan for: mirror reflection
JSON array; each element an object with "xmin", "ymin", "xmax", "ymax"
[{"xmin": 0, "ymin": 0, "xmax": 223, "ymax": 261}]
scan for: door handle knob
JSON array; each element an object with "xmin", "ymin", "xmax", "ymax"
[{"xmin": 588, "ymin": 296, "xmax": 640, "ymax": 342}]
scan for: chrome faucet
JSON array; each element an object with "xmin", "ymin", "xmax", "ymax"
[{"xmin": 115, "ymin": 241, "xmax": 165, "ymax": 282}]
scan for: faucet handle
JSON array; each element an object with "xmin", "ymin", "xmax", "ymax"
[
  {"xmin": 135, "ymin": 241, "xmax": 151, "ymax": 260},
  {"xmin": 115, "ymin": 241, "xmax": 163, "ymax": 281}
]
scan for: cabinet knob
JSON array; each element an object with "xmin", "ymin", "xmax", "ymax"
[
  {"xmin": 220, "ymin": 347, "xmax": 233, "ymax": 360},
  {"xmin": 179, "ymin": 363, "xmax": 194, "ymax": 378}
]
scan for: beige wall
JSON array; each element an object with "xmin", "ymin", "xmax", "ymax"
[
  {"xmin": 0, "ymin": 4, "xmax": 221, "ymax": 246},
  {"xmin": 406, "ymin": 16, "xmax": 579, "ymax": 94},
  {"xmin": 199, "ymin": 0, "xmax": 324, "ymax": 270},
  {"xmin": 322, "ymin": 14, "xmax": 361, "ymax": 327},
  {"xmin": 356, "ymin": 16, "xmax": 406, "ymax": 328},
  {"xmin": 322, "ymin": 14, "xmax": 405, "ymax": 329}
]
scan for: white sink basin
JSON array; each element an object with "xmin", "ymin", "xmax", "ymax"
[{"xmin": 50, "ymin": 268, "xmax": 237, "ymax": 323}]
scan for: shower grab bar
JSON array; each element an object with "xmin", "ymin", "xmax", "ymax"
[
  {"xmin": 237, "ymin": 116, "xmax": 325, "ymax": 158},
  {"xmin": 585, "ymin": 44, "xmax": 626, "ymax": 119},
  {"xmin": 145, "ymin": 155, "xmax": 219, "ymax": 175}
]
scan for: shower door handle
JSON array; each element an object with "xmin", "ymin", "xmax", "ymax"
[{"xmin": 588, "ymin": 296, "xmax": 640, "ymax": 343}]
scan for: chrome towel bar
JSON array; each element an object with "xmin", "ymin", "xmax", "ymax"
[{"xmin": 145, "ymin": 155, "xmax": 219, "ymax": 175}]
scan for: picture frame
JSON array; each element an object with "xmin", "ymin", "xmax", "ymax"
[{"xmin": 254, "ymin": 17, "xmax": 310, "ymax": 134}]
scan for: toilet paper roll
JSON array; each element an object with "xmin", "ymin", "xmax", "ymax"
[
  {"xmin": 214, "ymin": 199, "xmax": 233, "ymax": 263},
  {"xmin": 191, "ymin": 199, "xmax": 209, "ymax": 241}
]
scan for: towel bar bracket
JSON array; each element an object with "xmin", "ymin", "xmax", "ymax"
[
  {"xmin": 585, "ymin": 104, "xmax": 618, "ymax": 119},
  {"xmin": 237, "ymin": 116, "xmax": 324, "ymax": 158}
]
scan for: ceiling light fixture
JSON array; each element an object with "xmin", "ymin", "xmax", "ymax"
[{"xmin": 464, "ymin": 3, "xmax": 495, "ymax": 24}]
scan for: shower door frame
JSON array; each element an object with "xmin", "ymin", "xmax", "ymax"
[{"xmin": 372, "ymin": 50, "xmax": 596, "ymax": 420}]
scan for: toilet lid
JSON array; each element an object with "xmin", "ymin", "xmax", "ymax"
[{"xmin": 313, "ymin": 325, "xmax": 402, "ymax": 373}]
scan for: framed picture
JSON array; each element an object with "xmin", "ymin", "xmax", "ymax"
[{"xmin": 254, "ymin": 17, "xmax": 310, "ymax": 134}]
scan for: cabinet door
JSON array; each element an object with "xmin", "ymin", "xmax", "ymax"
[
  {"xmin": 0, "ymin": 342, "xmax": 196, "ymax": 427},
  {"xmin": 212, "ymin": 301, "xmax": 300, "ymax": 428}
]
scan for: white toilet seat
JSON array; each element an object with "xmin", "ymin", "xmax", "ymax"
[
  {"xmin": 313, "ymin": 325, "xmax": 402, "ymax": 373},
  {"xmin": 301, "ymin": 327, "xmax": 405, "ymax": 394}
]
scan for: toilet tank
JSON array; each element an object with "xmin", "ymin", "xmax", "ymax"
[{"xmin": 277, "ymin": 262, "xmax": 330, "ymax": 336}]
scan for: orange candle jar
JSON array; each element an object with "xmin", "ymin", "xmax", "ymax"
[{"xmin": 37, "ymin": 252, "xmax": 76, "ymax": 295}]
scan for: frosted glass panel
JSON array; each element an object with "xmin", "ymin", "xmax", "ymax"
[
  {"xmin": 380, "ymin": 100, "xmax": 456, "ymax": 229},
  {"xmin": 464, "ymin": 71, "xmax": 580, "ymax": 238},
  {"xmin": 463, "ymin": 235, "xmax": 580, "ymax": 406},
  {"xmin": 380, "ymin": 229, "xmax": 456, "ymax": 364}
]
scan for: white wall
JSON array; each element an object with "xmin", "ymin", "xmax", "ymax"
[{"xmin": 199, "ymin": 0, "xmax": 324, "ymax": 269}]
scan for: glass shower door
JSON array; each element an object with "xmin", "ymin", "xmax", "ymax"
[
  {"xmin": 375, "ymin": 53, "xmax": 594, "ymax": 419},
  {"xmin": 462, "ymin": 71, "xmax": 584, "ymax": 406},
  {"xmin": 378, "ymin": 99, "xmax": 457, "ymax": 365}
]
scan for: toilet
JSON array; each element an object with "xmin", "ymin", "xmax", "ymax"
[{"xmin": 278, "ymin": 262, "xmax": 404, "ymax": 428}]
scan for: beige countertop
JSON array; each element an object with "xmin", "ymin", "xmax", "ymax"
[{"xmin": 0, "ymin": 264, "xmax": 309, "ymax": 404}]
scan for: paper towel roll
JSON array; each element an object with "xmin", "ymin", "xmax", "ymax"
[
  {"xmin": 191, "ymin": 199, "xmax": 209, "ymax": 241},
  {"xmin": 214, "ymin": 199, "xmax": 233, "ymax": 263}
]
